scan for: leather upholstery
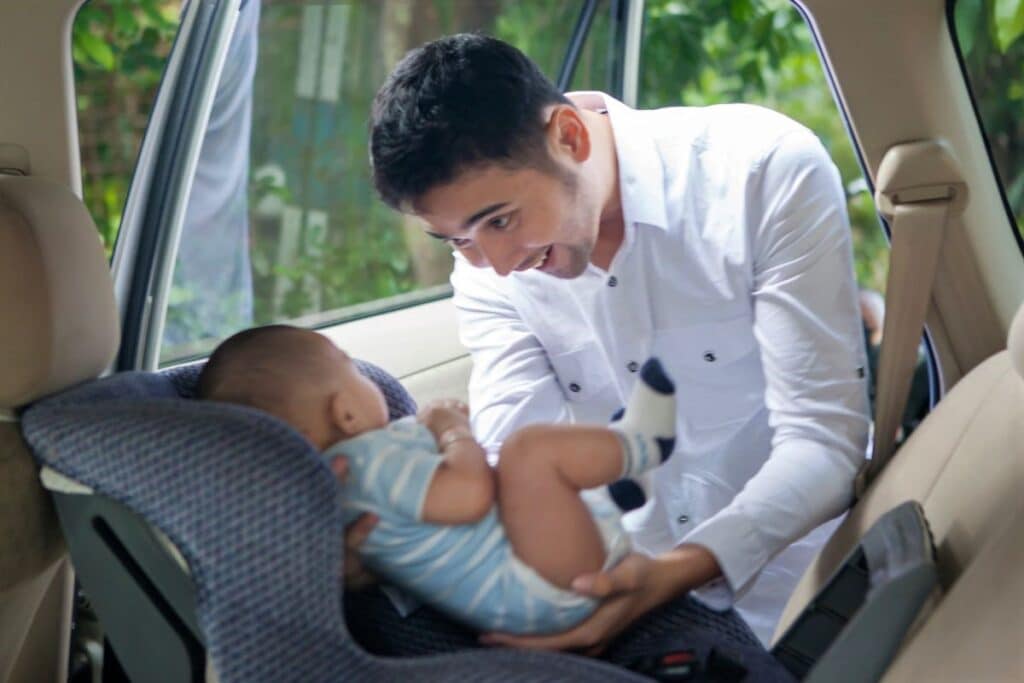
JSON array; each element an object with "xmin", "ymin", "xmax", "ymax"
[
  {"xmin": 0, "ymin": 175, "xmax": 118, "ymax": 410},
  {"xmin": 776, "ymin": 302, "xmax": 1024, "ymax": 682}
]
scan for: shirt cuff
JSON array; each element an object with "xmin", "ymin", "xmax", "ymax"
[{"xmin": 682, "ymin": 506, "xmax": 773, "ymax": 605}]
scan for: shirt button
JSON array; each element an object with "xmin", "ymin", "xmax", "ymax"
[
  {"xmin": 607, "ymin": 275, "xmax": 618, "ymax": 287},
  {"xmin": 677, "ymin": 514, "xmax": 690, "ymax": 524},
  {"xmin": 703, "ymin": 352, "xmax": 716, "ymax": 363},
  {"xmin": 568, "ymin": 382, "xmax": 581, "ymax": 393},
  {"xmin": 627, "ymin": 361, "xmax": 639, "ymax": 373}
]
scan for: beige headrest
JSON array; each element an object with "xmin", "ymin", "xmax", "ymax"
[
  {"xmin": 0, "ymin": 175, "xmax": 119, "ymax": 409},
  {"xmin": 1009, "ymin": 299, "xmax": 1024, "ymax": 380}
]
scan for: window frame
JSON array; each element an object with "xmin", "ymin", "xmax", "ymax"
[{"xmin": 112, "ymin": 0, "xmax": 242, "ymax": 371}]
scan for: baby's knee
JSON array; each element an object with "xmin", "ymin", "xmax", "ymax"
[{"xmin": 497, "ymin": 426, "xmax": 550, "ymax": 482}]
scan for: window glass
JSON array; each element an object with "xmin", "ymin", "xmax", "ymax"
[
  {"xmin": 638, "ymin": 0, "xmax": 928, "ymax": 439},
  {"xmin": 953, "ymin": 0, "xmax": 1024, "ymax": 238},
  {"xmin": 73, "ymin": 0, "xmax": 183, "ymax": 254},
  {"xmin": 160, "ymin": 0, "xmax": 613, "ymax": 364}
]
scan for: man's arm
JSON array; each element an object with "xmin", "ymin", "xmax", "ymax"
[
  {"xmin": 451, "ymin": 256, "xmax": 573, "ymax": 451},
  {"xmin": 682, "ymin": 127, "xmax": 871, "ymax": 601}
]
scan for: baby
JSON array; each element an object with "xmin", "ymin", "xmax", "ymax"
[{"xmin": 197, "ymin": 324, "xmax": 677, "ymax": 635}]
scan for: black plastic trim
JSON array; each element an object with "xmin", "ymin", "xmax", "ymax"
[
  {"xmin": 53, "ymin": 491, "xmax": 205, "ymax": 683},
  {"xmin": 116, "ymin": 0, "xmax": 228, "ymax": 371},
  {"xmin": 557, "ymin": 0, "xmax": 601, "ymax": 91},
  {"xmin": 607, "ymin": 0, "xmax": 629, "ymax": 99}
]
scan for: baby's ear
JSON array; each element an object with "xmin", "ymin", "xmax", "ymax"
[{"xmin": 329, "ymin": 391, "xmax": 359, "ymax": 436}]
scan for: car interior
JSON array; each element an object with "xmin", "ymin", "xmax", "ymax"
[{"xmin": 1, "ymin": 0, "xmax": 1022, "ymax": 681}]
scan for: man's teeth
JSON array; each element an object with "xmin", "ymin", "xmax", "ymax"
[{"xmin": 534, "ymin": 247, "xmax": 551, "ymax": 268}]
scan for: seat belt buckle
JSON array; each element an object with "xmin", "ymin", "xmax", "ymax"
[{"xmin": 628, "ymin": 649, "xmax": 700, "ymax": 681}]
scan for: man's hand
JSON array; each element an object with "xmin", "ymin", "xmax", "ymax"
[
  {"xmin": 480, "ymin": 553, "xmax": 658, "ymax": 655},
  {"xmin": 330, "ymin": 457, "xmax": 378, "ymax": 589},
  {"xmin": 480, "ymin": 545, "xmax": 721, "ymax": 655},
  {"xmin": 417, "ymin": 398, "xmax": 471, "ymax": 443}
]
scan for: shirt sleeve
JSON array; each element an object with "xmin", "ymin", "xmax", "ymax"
[
  {"xmin": 451, "ymin": 256, "xmax": 573, "ymax": 457},
  {"xmin": 338, "ymin": 420, "xmax": 445, "ymax": 522},
  {"xmin": 683, "ymin": 128, "xmax": 871, "ymax": 601}
]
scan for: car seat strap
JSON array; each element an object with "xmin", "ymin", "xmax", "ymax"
[{"xmin": 771, "ymin": 501, "xmax": 938, "ymax": 681}]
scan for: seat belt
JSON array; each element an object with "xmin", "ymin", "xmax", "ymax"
[{"xmin": 855, "ymin": 140, "xmax": 967, "ymax": 498}]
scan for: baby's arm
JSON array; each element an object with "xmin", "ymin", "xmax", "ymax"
[{"xmin": 417, "ymin": 400, "xmax": 495, "ymax": 525}]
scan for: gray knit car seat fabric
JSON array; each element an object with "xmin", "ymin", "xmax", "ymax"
[{"xmin": 22, "ymin": 363, "xmax": 790, "ymax": 682}]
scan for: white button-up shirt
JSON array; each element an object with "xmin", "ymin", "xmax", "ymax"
[{"xmin": 451, "ymin": 92, "xmax": 870, "ymax": 643}]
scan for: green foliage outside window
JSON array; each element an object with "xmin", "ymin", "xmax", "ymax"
[
  {"xmin": 639, "ymin": 0, "xmax": 890, "ymax": 290},
  {"xmin": 73, "ymin": 0, "xmax": 179, "ymax": 253},
  {"xmin": 955, "ymin": 0, "xmax": 1024, "ymax": 235}
]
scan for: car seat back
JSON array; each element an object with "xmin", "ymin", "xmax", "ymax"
[
  {"xmin": 776, "ymin": 302, "xmax": 1024, "ymax": 681},
  {"xmin": 0, "ymin": 170, "xmax": 119, "ymax": 682}
]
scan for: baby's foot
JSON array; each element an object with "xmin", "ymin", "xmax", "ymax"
[{"xmin": 607, "ymin": 358, "xmax": 676, "ymax": 511}]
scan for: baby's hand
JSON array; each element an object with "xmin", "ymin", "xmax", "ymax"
[{"xmin": 417, "ymin": 398, "xmax": 471, "ymax": 443}]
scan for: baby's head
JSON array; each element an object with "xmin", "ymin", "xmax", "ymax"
[{"xmin": 197, "ymin": 325, "xmax": 389, "ymax": 449}]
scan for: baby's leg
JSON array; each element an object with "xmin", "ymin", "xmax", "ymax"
[
  {"xmin": 497, "ymin": 357, "xmax": 677, "ymax": 589},
  {"xmin": 497, "ymin": 425, "xmax": 634, "ymax": 590}
]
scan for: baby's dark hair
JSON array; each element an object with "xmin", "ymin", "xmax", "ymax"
[{"xmin": 197, "ymin": 325, "xmax": 333, "ymax": 417}]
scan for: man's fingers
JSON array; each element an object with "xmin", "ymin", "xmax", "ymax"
[
  {"xmin": 330, "ymin": 456, "xmax": 349, "ymax": 481},
  {"xmin": 345, "ymin": 513, "xmax": 378, "ymax": 549},
  {"xmin": 571, "ymin": 572, "xmax": 611, "ymax": 597},
  {"xmin": 571, "ymin": 556, "xmax": 643, "ymax": 598},
  {"xmin": 479, "ymin": 624, "xmax": 595, "ymax": 652}
]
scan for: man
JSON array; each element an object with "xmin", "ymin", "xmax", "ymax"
[{"xmin": 364, "ymin": 33, "xmax": 870, "ymax": 648}]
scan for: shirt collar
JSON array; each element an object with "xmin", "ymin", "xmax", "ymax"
[{"xmin": 566, "ymin": 91, "xmax": 669, "ymax": 231}]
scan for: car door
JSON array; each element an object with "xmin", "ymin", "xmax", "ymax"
[{"xmin": 106, "ymin": 0, "xmax": 636, "ymax": 410}]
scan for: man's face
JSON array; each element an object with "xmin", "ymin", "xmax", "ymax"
[{"xmin": 413, "ymin": 162, "xmax": 600, "ymax": 279}]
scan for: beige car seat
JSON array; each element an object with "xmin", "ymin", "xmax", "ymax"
[
  {"xmin": 0, "ymin": 171, "xmax": 120, "ymax": 682},
  {"xmin": 776, "ymin": 301, "xmax": 1024, "ymax": 680}
]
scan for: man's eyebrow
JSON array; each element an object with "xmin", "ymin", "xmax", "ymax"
[{"xmin": 462, "ymin": 202, "xmax": 508, "ymax": 229}]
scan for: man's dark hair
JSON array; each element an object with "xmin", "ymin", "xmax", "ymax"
[{"xmin": 370, "ymin": 33, "xmax": 571, "ymax": 211}]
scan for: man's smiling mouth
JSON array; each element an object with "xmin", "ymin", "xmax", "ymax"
[{"xmin": 529, "ymin": 245, "xmax": 552, "ymax": 270}]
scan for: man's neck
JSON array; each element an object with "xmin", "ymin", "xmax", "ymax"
[
  {"xmin": 592, "ymin": 208, "xmax": 624, "ymax": 271},
  {"xmin": 586, "ymin": 108, "xmax": 624, "ymax": 271}
]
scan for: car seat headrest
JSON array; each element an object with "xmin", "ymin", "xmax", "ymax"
[
  {"xmin": 1009, "ymin": 298, "xmax": 1024, "ymax": 380},
  {"xmin": 0, "ymin": 174, "xmax": 119, "ymax": 410}
]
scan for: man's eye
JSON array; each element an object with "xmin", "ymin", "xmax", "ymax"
[
  {"xmin": 488, "ymin": 214, "xmax": 512, "ymax": 230},
  {"xmin": 447, "ymin": 237, "xmax": 472, "ymax": 248}
]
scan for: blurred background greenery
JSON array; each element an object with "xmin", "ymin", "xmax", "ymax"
[{"xmin": 71, "ymin": 0, "xmax": 1023, "ymax": 358}]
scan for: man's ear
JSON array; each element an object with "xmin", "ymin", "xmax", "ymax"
[
  {"xmin": 329, "ymin": 390, "xmax": 360, "ymax": 437},
  {"xmin": 546, "ymin": 105, "xmax": 591, "ymax": 163}
]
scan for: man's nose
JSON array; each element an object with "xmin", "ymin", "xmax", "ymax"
[{"xmin": 474, "ymin": 233, "xmax": 523, "ymax": 277}]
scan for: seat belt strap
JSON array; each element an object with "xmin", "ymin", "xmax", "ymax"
[{"xmin": 855, "ymin": 141, "xmax": 967, "ymax": 499}]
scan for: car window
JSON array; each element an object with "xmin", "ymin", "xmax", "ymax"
[
  {"xmin": 73, "ymin": 0, "xmax": 183, "ymax": 255},
  {"xmin": 152, "ymin": 0, "xmax": 614, "ymax": 365},
  {"xmin": 637, "ymin": 0, "xmax": 929, "ymax": 440},
  {"xmin": 952, "ymin": 0, "xmax": 1024, "ymax": 243}
]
